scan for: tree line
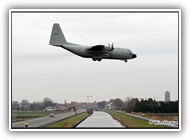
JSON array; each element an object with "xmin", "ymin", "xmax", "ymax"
[
  {"xmin": 15, "ymin": 97, "xmax": 179, "ymax": 113},
  {"xmin": 97, "ymin": 98, "xmax": 178, "ymax": 113},
  {"xmin": 13, "ymin": 98, "xmax": 57, "ymax": 111}
]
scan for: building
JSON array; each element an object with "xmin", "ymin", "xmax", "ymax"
[
  {"xmin": 165, "ymin": 91, "xmax": 171, "ymax": 102},
  {"xmin": 44, "ymin": 106, "xmax": 54, "ymax": 112},
  {"xmin": 12, "ymin": 101, "xmax": 20, "ymax": 111}
]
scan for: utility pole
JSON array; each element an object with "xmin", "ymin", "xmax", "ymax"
[
  {"xmin": 87, "ymin": 96, "xmax": 92, "ymax": 104},
  {"xmin": 86, "ymin": 96, "xmax": 92, "ymax": 109}
]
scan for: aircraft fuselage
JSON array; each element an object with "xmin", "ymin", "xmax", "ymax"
[
  {"xmin": 58, "ymin": 44, "xmax": 136, "ymax": 62},
  {"xmin": 49, "ymin": 23, "xmax": 137, "ymax": 62}
]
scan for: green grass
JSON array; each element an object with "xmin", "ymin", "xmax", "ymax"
[
  {"xmin": 107, "ymin": 110, "xmax": 167, "ymax": 128},
  {"xmin": 12, "ymin": 111, "xmax": 49, "ymax": 121},
  {"xmin": 12, "ymin": 111, "xmax": 67, "ymax": 122},
  {"xmin": 48, "ymin": 112, "xmax": 89, "ymax": 128}
]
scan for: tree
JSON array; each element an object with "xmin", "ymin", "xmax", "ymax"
[
  {"xmin": 21, "ymin": 99, "xmax": 29, "ymax": 104},
  {"xmin": 97, "ymin": 101, "xmax": 107, "ymax": 110},
  {"xmin": 125, "ymin": 98, "xmax": 139, "ymax": 113},
  {"xmin": 131, "ymin": 98, "xmax": 140, "ymax": 112},
  {"xmin": 43, "ymin": 97, "xmax": 53, "ymax": 108},
  {"xmin": 113, "ymin": 98, "xmax": 124, "ymax": 110},
  {"xmin": 30, "ymin": 101, "xmax": 44, "ymax": 111},
  {"xmin": 20, "ymin": 99, "xmax": 30, "ymax": 111}
]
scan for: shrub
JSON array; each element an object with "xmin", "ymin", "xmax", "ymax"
[{"xmin": 87, "ymin": 108, "xmax": 93, "ymax": 115}]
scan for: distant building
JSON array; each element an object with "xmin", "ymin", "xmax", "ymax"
[
  {"xmin": 12, "ymin": 101, "xmax": 19, "ymax": 111},
  {"xmin": 64, "ymin": 100, "xmax": 67, "ymax": 108},
  {"xmin": 55, "ymin": 104, "xmax": 67, "ymax": 111},
  {"xmin": 165, "ymin": 91, "xmax": 171, "ymax": 102},
  {"xmin": 70, "ymin": 101, "xmax": 77, "ymax": 108},
  {"xmin": 44, "ymin": 106, "xmax": 54, "ymax": 112},
  {"xmin": 88, "ymin": 101, "xmax": 97, "ymax": 109},
  {"xmin": 77, "ymin": 102, "xmax": 88, "ymax": 109},
  {"xmin": 105, "ymin": 102, "xmax": 116, "ymax": 110}
]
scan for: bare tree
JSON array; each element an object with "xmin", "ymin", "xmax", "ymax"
[{"xmin": 43, "ymin": 97, "xmax": 53, "ymax": 108}]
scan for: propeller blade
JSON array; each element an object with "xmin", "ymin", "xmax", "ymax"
[{"xmin": 111, "ymin": 43, "xmax": 114, "ymax": 50}]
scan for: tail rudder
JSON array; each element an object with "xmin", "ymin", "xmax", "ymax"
[{"xmin": 49, "ymin": 23, "xmax": 68, "ymax": 46}]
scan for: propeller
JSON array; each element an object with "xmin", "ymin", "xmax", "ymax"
[
  {"xmin": 111, "ymin": 43, "xmax": 114, "ymax": 51},
  {"xmin": 107, "ymin": 43, "xmax": 114, "ymax": 51}
]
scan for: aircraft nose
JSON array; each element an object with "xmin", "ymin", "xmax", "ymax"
[{"xmin": 132, "ymin": 54, "xmax": 137, "ymax": 59}]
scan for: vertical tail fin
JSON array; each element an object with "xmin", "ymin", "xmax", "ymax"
[{"xmin": 49, "ymin": 23, "xmax": 68, "ymax": 46}]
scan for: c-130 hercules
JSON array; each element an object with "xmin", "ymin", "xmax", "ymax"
[{"xmin": 49, "ymin": 23, "xmax": 137, "ymax": 62}]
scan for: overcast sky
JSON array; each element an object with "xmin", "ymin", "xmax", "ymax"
[{"xmin": 11, "ymin": 11, "xmax": 179, "ymax": 103}]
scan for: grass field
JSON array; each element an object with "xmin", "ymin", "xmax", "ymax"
[
  {"xmin": 132, "ymin": 112, "xmax": 178, "ymax": 121},
  {"xmin": 12, "ymin": 111, "xmax": 66, "ymax": 122},
  {"xmin": 48, "ymin": 112, "xmax": 89, "ymax": 128},
  {"xmin": 107, "ymin": 110, "xmax": 167, "ymax": 128}
]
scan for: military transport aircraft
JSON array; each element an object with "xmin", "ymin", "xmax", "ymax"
[{"xmin": 49, "ymin": 23, "xmax": 137, "ymax": 62}]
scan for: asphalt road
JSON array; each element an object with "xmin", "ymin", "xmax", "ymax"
[
  {"xmin": 12, "ymin": 109, "xmax": 86, "ymax": 128},
  {"xmin": 76, "ymin": 111, "xmax": 124, "ymax": 128}
]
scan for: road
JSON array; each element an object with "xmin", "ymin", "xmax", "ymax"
[
  {"xmin": 76, "ymin": 111, "xmax": 124, "ymax": 128},
  {"xmin": 12, "ymin": 109, "xmax": 86, "ymax": 128}
]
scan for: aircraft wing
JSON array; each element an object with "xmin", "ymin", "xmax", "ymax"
[{"xmin": 87, "ymin": 45, "xmax": 105, "ymax": 51}]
